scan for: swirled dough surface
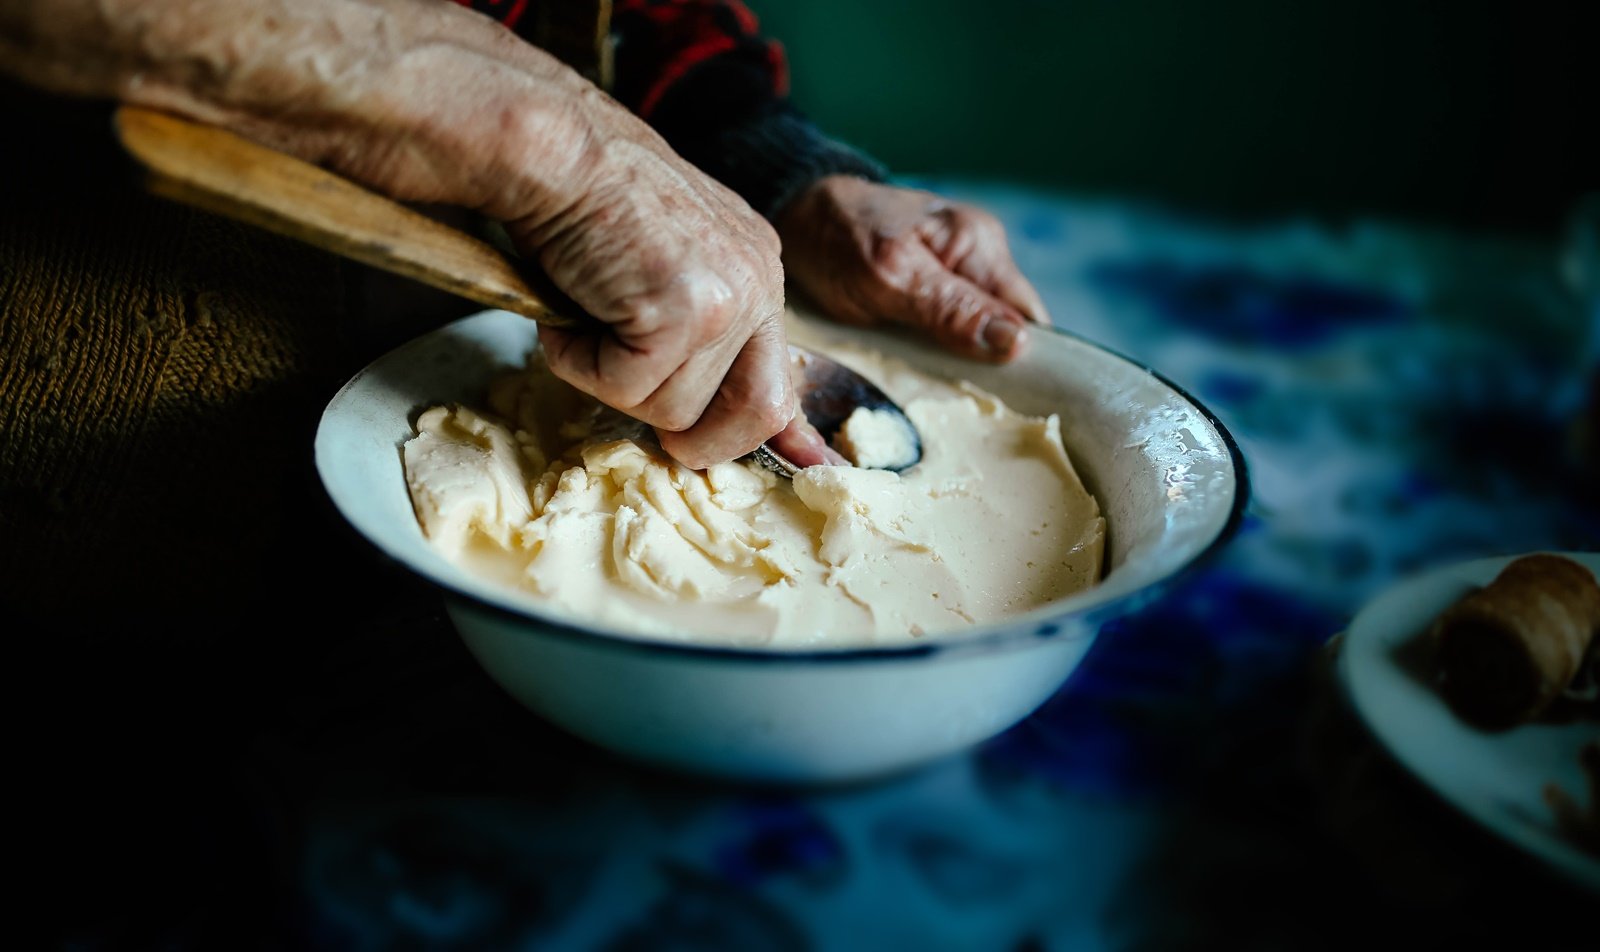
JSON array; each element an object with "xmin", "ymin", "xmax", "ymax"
[{"xmin": 402, "ymin": 323, "xmax": 1105, "ymax": 648}]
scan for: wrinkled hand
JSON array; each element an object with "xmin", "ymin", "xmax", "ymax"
[
  {"xmin": 497, "ymin": 100, "xmax": 805, "ymax": 470},
  {"xmin": 3, "ymin": 0, "xmax": 837, "ymax": 470},
  {"xmin": 499, "ymin": 101, "xmax": 847, "ymax": 469},
  {"xmin": 776, "ymin": 176, "xmax": 1050, "ymax": 362}
]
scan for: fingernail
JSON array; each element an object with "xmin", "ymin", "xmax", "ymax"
[{"xmin": 981, "ymin": 318, "xmax": 1023, "ymax": 355}]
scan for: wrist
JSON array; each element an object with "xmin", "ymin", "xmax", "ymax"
[
  {"xmin": 665, "ymin": 102, "xmax": 888, "ymax": 222},
  {"xmin": 774, "ymin": 173, "xmax": 875, "ymax": 237}
]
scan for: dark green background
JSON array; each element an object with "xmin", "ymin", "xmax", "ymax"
[{"xmin": 747, "ymin": 1, "xmax": 1591, "ymax": 238}]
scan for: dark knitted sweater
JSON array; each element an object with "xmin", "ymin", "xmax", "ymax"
[{"xmin": 0, "ymin": 91, "xmax": 362, "ymax": 630}]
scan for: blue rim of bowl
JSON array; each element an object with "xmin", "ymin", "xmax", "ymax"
[{"xmin": 381, "ymin": 321, "xmax": 1251, "ymax": 665}]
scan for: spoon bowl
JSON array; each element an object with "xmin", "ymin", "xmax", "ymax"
[{"xmin": 751, "ymin": 345, "xmax": 923, "ymax": 477}]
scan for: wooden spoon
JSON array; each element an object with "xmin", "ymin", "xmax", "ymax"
[{"xmin": 110, "ymin": 105, "xmax": 921, "ymax": 476}]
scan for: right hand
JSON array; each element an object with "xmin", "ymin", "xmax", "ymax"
[
  {"xmin": 497, "ymin": 94, "xmax": 803, "ymax": 470},
  {"xmin": 2, "ymin": 0, "xmax": 814, "ymax": 469}
]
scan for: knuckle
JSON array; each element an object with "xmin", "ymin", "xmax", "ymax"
[
  {"xmin": 616, "ymin": 293, "xmax": 665, "ymax": 330},
  {"xmin": 951, "ymin": 207, "xmax": 1004, "ymax": 249},
  {"xmin": 741, "ymin": 383, "xmax": 793, "ymax": 436},
  {"xmin": 652, "ymin": 401, "xmax": 702, "ymax": 434},
  {"xmin": 868, "ymin": 232, "xmax": 918, "ymax": 279},
  {"xmin": 715, "ymin": 370, "xmax": 791, "ymax": 441},
  {"xmin": 928, "ymin": 283, "xmax": 987, "ymax": 333},
  {"xmin": 753, "ymin": 399, "xmax": 792, "ymax": 437},
  {"xmin": 687, "ymin": 287, "xmax": 739, "ymax": 343},
  {"xmin": 607, "ymin": 381, "xmax": 660, "ymax": 412},
  {"xmin": 967, "ymin": 206, "xmax": 1004, "ymax": 235},
  {"xmin": 944, "ymin": 204, "xmax": 976, "ymax": 226},
  {"xmin": 588, "ymin": 375, "xmax": 654, "ymax": 415},
  {"xmin": 941, "ymin": 204, "xmax": 995, "ymax": 244}
]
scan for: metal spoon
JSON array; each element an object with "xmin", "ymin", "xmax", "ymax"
[
  {"xmin": 111, "ymin": 105, "xmax": 921, "ymax": 477},
  {"xmin": 749, "ymin": 345, "xmax": 922, "ymax": 477}
]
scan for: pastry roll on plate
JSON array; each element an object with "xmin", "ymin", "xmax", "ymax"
[{"xmin": 1430, "ymin": 553, "xmax": 1600, "ymax": 730}]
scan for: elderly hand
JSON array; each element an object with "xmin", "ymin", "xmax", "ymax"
[
  {"xmin": 776, "ymin": 176, "xmax": 1050, "ymax": 362},
  {"xmin": 2, "ymin": 0, "xmax": 837, "ymax": 470},
  {"xmin": 496, "ymin": 95, "xmax": 802, "ymax": 470}
]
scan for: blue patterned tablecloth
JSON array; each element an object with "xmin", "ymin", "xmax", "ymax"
[{"xmin": 202, "ymin": 182, "xmax": 1600, "ymax": 951}]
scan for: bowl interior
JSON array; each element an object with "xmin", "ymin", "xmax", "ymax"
[{"xmin": 315, "ymin": 307, "xmax": 1246, "ymax": 653}]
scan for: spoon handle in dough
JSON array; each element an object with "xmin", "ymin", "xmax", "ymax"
[{"xmin": 111, "ymin": 105, "xmax": 585, "ymax": 330}]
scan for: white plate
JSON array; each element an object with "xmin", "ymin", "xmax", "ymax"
[{"xmin": 1338, "ymin": 551, "xmax": 1600, "ymax": 892}]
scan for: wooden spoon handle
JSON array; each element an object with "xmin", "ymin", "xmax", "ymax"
[{"xmin": 111, "ymin": 105, "xmax": 582, "ymax": 329}]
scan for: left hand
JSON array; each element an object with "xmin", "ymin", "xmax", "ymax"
[{"xmin": 775, "ymin": 176, "xmax": 1050, "ymax": 362}]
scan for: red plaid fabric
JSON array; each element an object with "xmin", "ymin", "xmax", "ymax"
[{"xmin": 450, "ymin": 0, "xmax": 787, "ymax": 118}]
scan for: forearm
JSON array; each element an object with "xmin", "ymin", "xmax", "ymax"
[{"xmin": 0, "ymin": 0, "xmax": 601, "ymax": 220}]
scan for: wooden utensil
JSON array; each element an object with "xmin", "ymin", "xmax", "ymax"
[{"xmin": 113, "ymin": 105, "xmax": 582, "ymax": 329}]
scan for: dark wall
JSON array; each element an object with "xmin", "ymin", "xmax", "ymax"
[{"xmin": 748, "ymin": 1, "xmax": 1593, "ymax": 238}]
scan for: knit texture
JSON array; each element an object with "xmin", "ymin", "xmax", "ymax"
[
  {"xmin": 0, "ymin": 109, "xmax": 354, "ymax": 630},
  {"xmin": 674, "ymin": 102, "xmax": 890, "ymax": 221}
]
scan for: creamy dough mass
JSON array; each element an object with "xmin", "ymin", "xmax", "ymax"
[{"xmin": 402, "ymin": 319, "xmax": 1106, "ymax": 648}]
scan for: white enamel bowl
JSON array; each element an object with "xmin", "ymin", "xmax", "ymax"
[{"xmin": 315, "ymin": 307, "xmax": 1248, "ymax": 784}]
